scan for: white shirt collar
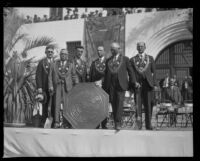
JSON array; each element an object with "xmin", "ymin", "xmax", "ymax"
[
  {"xmin": 138, "ymin": 52, "xmax": 146, "ymax": 58},
  {"xmin": 100, "ymin": 56, "xmax": 105, "ymax": 62},
  {"xmin": 61, "ymin": 60, "xmax": 66, "ymax": 66},
  {"xmin": 47, "ymin": 58, "xmax": 53, "ymax": 63},
  {"xmin": 115, "ymin": 53, "xmax": 120, "ymax": 60}
]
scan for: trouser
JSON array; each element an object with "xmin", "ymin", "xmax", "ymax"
[
  {"xmin": 162, "ymin": 88, "xmax": 169, "ymax": 101},
  {"xmin": 110, "ymin": 87, "xmax": 125, "ymax": 126},
  {"xmin": 42, "ymin": 91, "xmax": 55, "ymax": 128},
  {"xmin": 135, "ymin": 79, "xmax": 153, "ymax": 129},
  {"xmin": 183, "ymin": 90, "xmax": 189, "ymax": 101}
]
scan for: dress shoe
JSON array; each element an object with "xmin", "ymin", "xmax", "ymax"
[
  {"xmin": 102, "ymin": 126, "xmax": 108, "ymax": 129},
  {"xmin": 146, "ymin": 126, "xmax": 153, "ymax": 130},
  {"xmin": 115, "ymin": 123, "xmax": 121, "ymax": 130},
  {"xmin": 136, "ymin": 120, "xmax": 142, "ymax": 130},
  {"xmin": 54, "ymin": 122, "xmax": 60, "ymax": 128}
]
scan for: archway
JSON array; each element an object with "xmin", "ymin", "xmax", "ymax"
[{"xmin": 155, "ymin": 40, "xmax": 193, "ymax": 87}]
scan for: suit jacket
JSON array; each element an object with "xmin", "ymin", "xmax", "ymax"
[
  {"xmin": 167, "ymin": 86, "xmax": 182, "ymax": 104},
  {"xmin": 102, "ymin": 55, "xmax": 136, "ymax": 93},
  {"xmin": 89, "ymin": 58, "xmax": 106, "ymax": 82},
  {"xmin": 48, "ymin": 60, "xmax": 78, "ymax": 92},
  {"xmin": 36, "ymin": 58, "xmax": 54, "ymax": 92},
  {"xmin": 74, "ymin": 58, "xmax": 88, "ymax": 83},
  {"xmin": 130, "ymin": 54, "xmax": 157, "ymax": 89}
]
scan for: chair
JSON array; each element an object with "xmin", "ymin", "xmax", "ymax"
[
  {"xmin": 184, "ymin": 100, "xmax": 193, "ymax": 127},
  {"xmin": 107, "ymin": 103, "xmax": 114, "ymax": 128},
  {"xmin": 122, "ymin": 95, "xmax": 136, "ymax": 128},
  {"xmin": 155, "ymin": 100, "xmax": 172, "ymax": 128},
  {"xmin": 176, "ymin": 100, "xmax": 193, "ymax": 128}
]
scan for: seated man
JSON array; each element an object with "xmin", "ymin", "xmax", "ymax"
[
  {"xmin": 168, "ymin": 78, "xmax": 182, "ymax": 105},
  {"xmin": 167, "ymin": 78, "xmax": 182, "ymax": 126}
]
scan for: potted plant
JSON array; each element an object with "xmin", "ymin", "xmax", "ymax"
[{"xmin": 4, "ymin": 8, "xmax": 57, "ymax": 127}]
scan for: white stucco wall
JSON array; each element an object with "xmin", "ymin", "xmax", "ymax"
[
  {"xmin": 14, "ymin": 19, "xmax": 84, "ymax": 61},
  {"xmin": 125, "ymin": 9, "xmax": 193, "ymax": 59}
]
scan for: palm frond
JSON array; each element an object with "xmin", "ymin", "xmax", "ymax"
[
  {"xmin": 6, "ymin": 33, "xmax": 28, "ymax": 54},
  {"xmin": 21, "ymin": 37, "xmax": 57, "ymax": 57}
]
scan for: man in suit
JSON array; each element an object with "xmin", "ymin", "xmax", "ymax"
[
  {"xmin": 161, "ymin": 73, "xmax": 170, "ymax": 102},
  {"xmin": 35, "ymin": 45, "xmax": 55, "ymax": 127},
  {"xmin": 172, "ymin": 74, "xmax": 179, "ymax": 88},
  {"xmin": 103, "ymin": 42, "xmax": 138, "ymax": 130},
  {"xmin": 182, "ymin": 75, "xmax": 193, "ymax": 102},
  {"xmin": 48, "ymin": 49, "xmax": 78, "ymax": 128},
  {"xmin": 74, "ymin": 46, "xmax": 88, "ymax": 83},
  {"xmin": 168, "ymin": 78, "xmax": 182, "ymax": 126},
  {"xmin": 130, "ymin": 42, "xmax": 157, "ymax": 130},
  {"xmin": 89, "ymin": 46, "xmax": 107, "ymax": 129}
]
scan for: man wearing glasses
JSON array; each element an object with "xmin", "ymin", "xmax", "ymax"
[
  {"xmin": 36, "ymin": 45, "xmax": 55, "ymax": 128},
  {"xmin": 74, "ymin": 46, "xmax": 88, "ymax": 83}
]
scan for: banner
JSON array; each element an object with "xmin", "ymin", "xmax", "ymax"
[{"xmin": 84, "ymin": 15, "xmax": 125, "ymax": 66}]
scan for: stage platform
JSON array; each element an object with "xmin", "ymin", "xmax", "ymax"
[{"xmin": 3, "ymin": 127, "xmax": 193, "ymax": 157}]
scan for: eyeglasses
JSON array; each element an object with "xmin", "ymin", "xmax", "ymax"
[{"xmin": 47, "ymin": 50, "xmax": 54, "ymax": 53}]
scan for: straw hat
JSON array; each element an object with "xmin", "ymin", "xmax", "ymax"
[{"xmin": 35, "ymin": 92, "xmax": 47, "ymax": 104}]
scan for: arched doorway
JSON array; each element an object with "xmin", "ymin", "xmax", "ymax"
[{"xmin": 155, "ymin": 39, "xmax": 193, "ymax": 86}]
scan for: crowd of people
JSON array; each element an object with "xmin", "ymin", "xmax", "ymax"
[
  {"xmin": 159, "ymin": 73, "xmax": 193, "ymax": 105},
  {"xmin": 24, "ymin": 8, "xmax": 181, "ymax": 24},
  {"xmin": 35, "ymin": 42, "xmax": 160, "ymax": 130}
]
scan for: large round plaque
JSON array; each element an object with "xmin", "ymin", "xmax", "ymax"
[{"xmin": 63, "ymin": 82, "xmax": 109, "ymax": 129}]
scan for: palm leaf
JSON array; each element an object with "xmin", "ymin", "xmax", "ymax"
[
  {"xmin": 6, "ymin": 33, "xmax": 28, "ymax": 54},
  {"xmin": 21, "ymin": 37, "xmax": 57, "ymax": 57}
]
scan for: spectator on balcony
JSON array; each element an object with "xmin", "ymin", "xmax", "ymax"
[
  {"xmin": 81, "ymin": 13, "xmax": 87, "ymax": 19},
  {"xmin": 64, "ymin": 13, "xmax": 70, "ymax": 20},
  {"xmin": 37, "ymin": 17, "xmax": 41, "ymax": 22},
  {"xmin": 43, "ymin": 15, "xmax": 48, "ymax": 22},
  {"xmin": 90, "ymin": 11, "xmax": 96, "ymax": 18},
  {"xmin": 94, "ymin": 10, "xmax": 99, "ymax": 17},
  {"xmin": 25, "ymin": 15, "xmax": 32, "ymax": 24},
  {"xmin": 74, "ymin": 12, "xmax": 79, "ymax": 19},
  {"xmin": 33, "ymin": 14, "xmax": 38, "ymax": 23}
]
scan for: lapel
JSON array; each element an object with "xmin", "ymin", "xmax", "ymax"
[
  {"xmin": 43, "ymin": 58, "xmax": 53, "ymax": 74},
  {"xmin": 108, "ymin": 54, "xmax": 123, "ymax": 73},
  {"xmin": 56, "ymin": 60, "xmax": 70, "ymax": 75},
  {"xmin": 133, "ymin": 53, "xmax": 150, "ymax": 73},
  {"xmin": 95, "ymin": 57, "xmax": 106, "ymax": 73},
  {"xmin": 75, "ymin": 58, "xmax": 85, "ymax": 75}
]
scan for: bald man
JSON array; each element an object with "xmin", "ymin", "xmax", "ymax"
[
  {"xmin": 103, "ymin": 42, "xmax": 138, "ymax": 130},
  {"xmin": 49, "ymin": 49, "xmax": 78, "ymax": 128},
  {"xmin": 130, "ymin": 42, "xmax": 157, "ymax": 130},
  {"xmin": 89, "ymin": 46, "xmax": 107, "ymax": 129}
]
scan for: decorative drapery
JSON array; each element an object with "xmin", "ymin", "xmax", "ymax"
[{"xmin": 84, "ymin": 15, "xmax": 125, "ymax": 66}]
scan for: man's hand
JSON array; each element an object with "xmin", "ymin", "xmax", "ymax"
[
  {"xmin": 37, "ymin": 88, "xmax": 43, "ymax": 94},
  {"xmin": 135, "ymin": 82, "xmax": 141, "ymax": 88},
  {"xmin": 95, "ymin": 80, "xmax": 102, "ymax": 87},
  {"xmin": 49, "ymin": 87, "xmax": 54, "ymax": 95}
]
